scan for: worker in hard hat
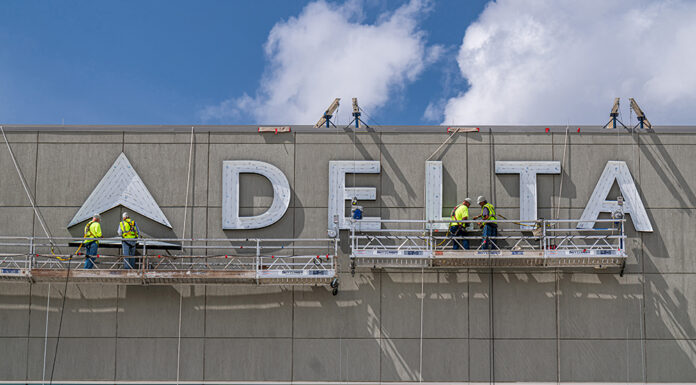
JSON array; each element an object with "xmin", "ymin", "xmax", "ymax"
[
  {"xmin": 474, "ymin": 196, "xmax": 497, "ymax": 250},
  {"xmin": 118, "ymin": 212, "xmax": 140, "ymax": 269},
  {"xmin": 83, "ymin": 214, "xmax": 102, "ymax": 269},
  {"xmin": 449, "ymin": 198, "xmax": 471, "ymax": 250}
]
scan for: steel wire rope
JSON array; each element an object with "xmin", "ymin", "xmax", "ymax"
[
  {"xmin": 418, "ymin": 266, "xmax": 424, "ymax": 383},
  {"xmin": 1, "ymin": 125, "xmax": 60, "ymax": 255},
  {"xmin": 556, "ymin": 126, "xmax": 569, "ymax": 220},
  {"xmin": 48, "ymin": 247, "xmax": 73, "ymax": 385}
]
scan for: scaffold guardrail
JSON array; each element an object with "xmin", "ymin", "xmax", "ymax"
[
  {"xmin": 0, "ymin": 236, "xmax": 338, "ymax": 286},
  {"xmin": 349, "ymin": 218, "xmax": 627, "ymax": 272}
]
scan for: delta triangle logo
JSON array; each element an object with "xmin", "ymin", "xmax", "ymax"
[{"xmin": 68, "ymin": 153, "xmax": 172, "ymax": 228}]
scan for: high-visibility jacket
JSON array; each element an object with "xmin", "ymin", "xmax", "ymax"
[
  {"xmin": 481, "ymin": 202, "xmax": 497, "ymax": 222},
  {"xmin": 83, "ymin": 220, "xmax": 102, "ymax": 244},
  {"xmin": 449, "ymin": 203, "xmax": 469, "ymax": 227},
  {"xmin": 119, "ymin": 219, "xmax": 139, "ymax": 239}
]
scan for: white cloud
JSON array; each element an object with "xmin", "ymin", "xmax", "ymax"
[
  {"xmin": 202, "ymin": 0, "xmax": 440, "ymax": 125},
  {"xmin": 443, "ymin": 0, "xmax": 696, "ymax": 125}
]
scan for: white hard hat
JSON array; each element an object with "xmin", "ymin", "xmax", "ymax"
[
  {"xmin": 477, "ymin": 196, "xmax": 486, "ymax": 204},
  {"xmin": 463, "ymin": 197, "xmax": 472, "ymax": 204},
  {"xmin": 93, "ymin": 213, "xmax": 101, "ymax": 219},
  {"xmin": 122, "ymin": 212, "xmax": 129, "ymax": 219}
]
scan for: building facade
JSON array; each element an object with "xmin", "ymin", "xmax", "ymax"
[{"xmin": 0, "ymin": 125, "xmax": 694, "ymax": 383}]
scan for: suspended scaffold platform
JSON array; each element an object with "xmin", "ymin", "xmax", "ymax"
[
  {"xmin": 349, "ymin": 218, "xmax": 627, "ymax": 272},
  {"xmin": 0, "ymin": 237, "xmax": 338, "ymax": 288}
]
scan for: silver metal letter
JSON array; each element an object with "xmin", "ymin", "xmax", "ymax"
[
  {"xmin": 578, "ymin": 161, "xmax": 652, "ymax": 232},
  {"xmin": 222, "ymin": 161, "xmax": 290, "ymax": 230},
  {"xmin": 495, "ymin": 161, "xmax": 561, "ymax": 228},
  {"xmin": 68, "ymin": 153, "xmax": 171, "ymax": 228},
  {"xmin": 328, "ymin": 160, "xmax": 381, "ymax": 235},
  {"xmin": 425, "ymin": 161, "xmax": 448, "ymax": 230}
]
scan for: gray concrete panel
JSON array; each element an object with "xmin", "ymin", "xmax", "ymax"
[
  {"xmin": 381, "ymin": 271, "xmax": 468, "ymax": 338},
  {"xmin": 117, "ymin": 285, "xmax": 205, "ymax": 338},
  {"xmin": 292, "ymin": 206, "xmax": 327, "ymax": 238},
  {"xmin": 559, "ymin": 339, "xmax": 644, "ymax": 382},
  {"xmin": 380, "ymin": 143, "xmax": 442, "ymax": 208},
  {"xmin": 0, "ymin": 207, "xmax": 34, "ymax": 253},
  {"xmin": 645, "ymin": 273, "xmax": 696, "ymax": 339},
  {"xmin": 380, "ymin": 132, "xmax": 466, "ymax": 145},
  {"xmin": 207, "ymin": 143, "xmax": 295, "ymax": 207},
  {"xmin": 210, "ymin": 131, "xmax": 295, "ymax": 144},
  {"xmin": 493, "ymin": 339, "xmax": 557, "ymax": 382},
  {"xmin": 27, "ymin": 337, "xmax": 116, "ymax": 381},
  {"xmin": 178, "ymin": 337, "xmax": 205, "ymax": 381},
  {"xmin": 641, "ymin": 132, "xmax": 696, "ymax": 145},
  {"xmin": 340, "ymin": 338, "xmax": 381, "ymax": 382},
  {"xmin": 379, "ymin": 338, "xmax": 421, "ymax": 382},
  {"xmin": 35, "ymin": 143, "xmax": 124, "ymax": 206},
  {"xmin": 643, "ymin": 209, "xmax": 696, "ymax": 273},
  {"xmin": 0, "ymin": 142, "xmax": 37, "ymax": 206},
  {"xmin": 123, "ymin": 131, "xmax": 209, "ymax": 144},
  {"xmin": 421, "ymin": 338, "xmax": 468, "ymax": 382},
  {"xmin": 294, "ymin": 272, "xmax": 380, "ymax": 339},
  {"xmin": 292, "ymin": 338, "xmax": 340, "ymax": 381},
  {"xmin": 296, "ymin": 131, "xmax": 380, "ymax": 145},
  {"xmin": 491, "ymin": 132, "xmax": 553, "ymax": 145},
  {"xmin": 122, "ymin": 143, "xmax": 207, "ymax": 207},
  {"xmin": 469, "ymin": 338, "xmax": 492, "ymax": 382},
  {"xmin": 559, "ymin": 273, "xmax": 643, "ymax": 338},
  {"xmin": 294, "ymin": 142, "xmax": 380, "ymax": 208},
  {"xmin": 640, "ymin": 144, "xmax": 696, "ymax": 209},
  {"xmin": 37, "ymin": 131, "xmax": 123, "ymax": 143},
  {"xmin": 553, "ymin": 131, "xmax": 640, "ymax": 145},
  {"xmin": 115, "ymin": 338, "xmax": 177, "ymax": 381},
  {"xmin": 150, "ymin": 206, "xmax": 206, "ymax": 240},
  {"xmin": 467, "ymin": 145, "xmax": 492, "ymax": 202},
  {"xmin": 205, "ymin": 285, "xmax": 292, "ymax": 338},
  {"xmin": 2, "ymin": 131, "xmax": 37, "ymax": 143},
  {"xmin": 29, "ymin": 283, "xmax": 118, "ymax": 338},
  {"xmin": 203, "ymin": 338, "xmax": 292, "ymax": 381},
  {"xmin": 559, "ymin": 144, "xmax": 639, "ymax": 208},
  {"xmin": 493, "ymin": 272, "xmax": 557, "ymax": 338},
  {"xmin": 0, "ymin": 337, "xmax": 27, "ymax": 380},
  {"xmin": 468, "ymin": 271, "xmax": 492, "ymax": 338},
  {"xmin": 0, "ymin": 282, "xmax": 30, "ymax": 337},
  {"xmin": 646, "ymin": 339, "xmax": 696, "ymax": 382}
]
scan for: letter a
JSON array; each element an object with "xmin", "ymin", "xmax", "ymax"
[{"xmin": 578, "ymin": 161, "xmax": 652, "ymax": 232}]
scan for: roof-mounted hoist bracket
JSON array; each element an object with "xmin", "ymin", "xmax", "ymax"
[
  {"xmin": 258, "ymin": 126, "xmax": 291, "ymax": 134},
  {"xmin": 314, "ymin": 98, "xmax": 340, "ymax": 128},
  {"xmin": 447, "ymin": 126, "xmax": 479, "ymax": 133}
]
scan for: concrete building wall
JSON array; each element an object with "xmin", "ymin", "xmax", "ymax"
[{"xmin": 0, "ymin": 126, "xmax": 695, "ymax": 383}]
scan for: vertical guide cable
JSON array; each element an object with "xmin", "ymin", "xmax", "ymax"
[
  {"xmin": 419, "ymin": 267, "xmax": 424, "ymax": 382},
  {"xmin": 42, "ymin": 283, "xmax": 51, "ymax": 384},
  {"xmin": 181, "ymin": 126, "xmax": 195, "ymax": 247},
  {"xmin": 176, "ymin": 285, "xmax": 183, "ymax": 385},
  {"xmin": 1, "ymin": 125, "xmax": 59, "ymax": 253},
  {"xmin": 556, "ymin": 126, "xmax": 569, "ymax": 220}
]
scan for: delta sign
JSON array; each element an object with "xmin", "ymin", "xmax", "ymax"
[{"xmin": 69, "ymin": 154, "xmax": 653, "ymax": 235}]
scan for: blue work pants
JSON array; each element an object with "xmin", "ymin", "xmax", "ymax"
[
  {"xmin": 83, "ymin": 241, "xmax": 98, "ymax": 269},
  {"xmin": 482, "ymin": 224, "xmax": 498, "ymax": 250},
  {"xmin": 122, "ymin": 240, "xmax": 137, "ymax": 269},
  {"xmin": 449, "ymin": 225, "xmax": 469, "ymax": 250}
]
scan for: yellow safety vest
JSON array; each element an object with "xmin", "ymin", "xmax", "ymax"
[
  {"xmin": 450, "ymin": 203, "xmax": 469, "ymax": 227},
  {"xmin": 120, "ymin": 219, "xmax": 139, "ymax": 239},
  {"xmin": 481, "ymin": 202, "xmax": 497, "ymax": 222},
  {"xmin": 83, "ymin": 220, "xmax": 102, "ymax": 244}
]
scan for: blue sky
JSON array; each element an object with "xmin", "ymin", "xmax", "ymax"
[{"xmin": 1, "ymin": 0, "xmax": 694, "ymax": 126}]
